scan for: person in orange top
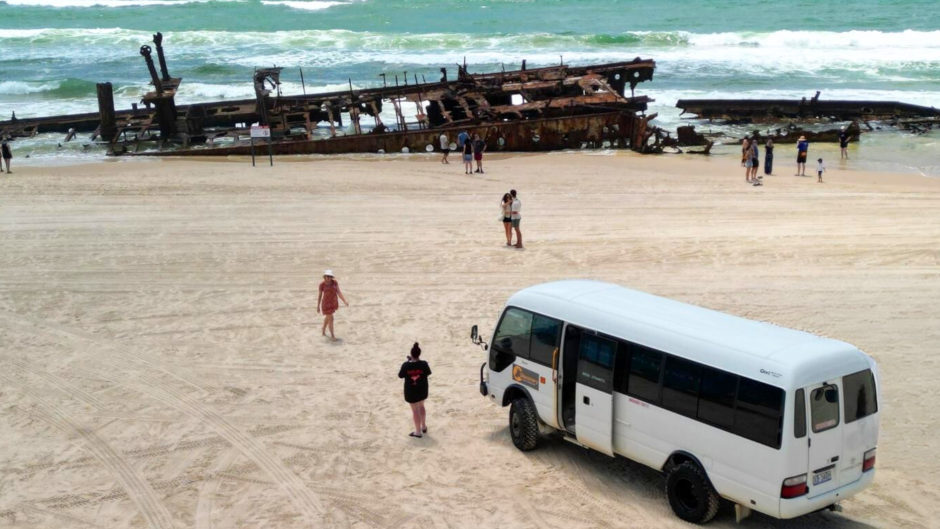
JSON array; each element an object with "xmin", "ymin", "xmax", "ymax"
[{"xmin": 317, "ymin": 270, "xmax": 348, "ymax": 340}]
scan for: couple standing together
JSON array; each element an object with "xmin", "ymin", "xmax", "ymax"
[
  {"xmin": 500, "ymin": 189, "xmax": 523, "ymax": 248},
  {"xmin": 452, "ymin": 131, "xmax": 486, "ymax": 174}
]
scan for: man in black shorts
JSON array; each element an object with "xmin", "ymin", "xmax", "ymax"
[{"xmin": 838, "ymin": 127, "xmax": 849, "ymax": 160}]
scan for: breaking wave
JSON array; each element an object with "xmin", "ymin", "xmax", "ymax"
[
  {"xmin": 4, "ymin": 28, "xmax": 938, "ymax": 51},
  {"xmin": 1, "ymin": 0, "xmax": 241, "ymax": 7},
  {"xmin": 0, "ymin": 78, "xmax": 97, "ymax": 97}
]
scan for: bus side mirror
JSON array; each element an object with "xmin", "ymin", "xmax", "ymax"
[{"xmin": 470, "ymin": 325, "xmax": 488, "ymax": 351}]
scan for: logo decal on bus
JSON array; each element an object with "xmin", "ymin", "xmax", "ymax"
[
  {"xmin": 512, "ymin": 365, "xmax": 540, "ymax": 389},
  {"xmin": 760, "ymin": 369, "xmax": 782, "ymax": 378}
]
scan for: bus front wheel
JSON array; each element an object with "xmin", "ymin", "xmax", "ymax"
[
  {"xmin": 666, "ymin": 461, "xmax": 720, "ymax": 524},
  {"xmin": 509, "ymin": 397, "xmax": 539, "ymax": 451}
]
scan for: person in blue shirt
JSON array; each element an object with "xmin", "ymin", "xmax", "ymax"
[
  {"xmin": 796, "ymin": 136, "xmax": 809, "ymax": 176},
  {"xmin": 457, "ymin": 130, "xmax": 470, "ymax": 148}
]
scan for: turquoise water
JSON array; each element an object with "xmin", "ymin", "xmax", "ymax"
[{"xmin": 1, "ymin": 0, "xmax": 938, "ymax": 172}]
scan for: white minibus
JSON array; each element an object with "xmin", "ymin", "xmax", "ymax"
[{"xmin": 472, "ymin": 280, "xmax": 879, "ymax": 524}]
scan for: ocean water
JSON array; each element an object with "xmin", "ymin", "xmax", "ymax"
[{"xmin": 1, "ymin": 0, "xmax": 938, "ymax": 173}]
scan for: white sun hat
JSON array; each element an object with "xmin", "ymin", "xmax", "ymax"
[{"xmin": 323, "ymin": 269, "xmax": 334, "ymax": 277}]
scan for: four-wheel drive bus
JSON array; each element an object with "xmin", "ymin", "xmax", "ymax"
[{"xmin": 472, "ymin": 280, "xmax": 879, "ymax": 524}]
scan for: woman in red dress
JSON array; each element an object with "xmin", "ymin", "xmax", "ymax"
[{"xmin": 317, "ymin": 270, "xmax": 348, "ymax": 340}]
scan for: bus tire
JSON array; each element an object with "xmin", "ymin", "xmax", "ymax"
[
  {"xmin": 666, "ymin": 461, "xmax": 720, "ymax": 524},
  {"xmin": 509, "ymin": 397, "xmax": 539, "ymax": 451}
]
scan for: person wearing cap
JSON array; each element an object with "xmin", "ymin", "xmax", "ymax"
[
  {"xmin": 796, "ymin": 135, "xmax": 809, "ymax": 176},
  {"xmin": 317, "ymin": 270, "xmax": 348, "ymax": 340}
]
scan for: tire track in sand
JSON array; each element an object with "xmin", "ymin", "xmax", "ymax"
[
  {"xmin": 0, "ymin": 371, "xmax": 177, "ymax": 529},
  {"xmin": 0, "ymin": 310, "xmax": 328, "ymax": 525}
]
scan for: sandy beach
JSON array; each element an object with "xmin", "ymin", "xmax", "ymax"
[{"xmin": 1, "ymin": 151, "xmax": 938, "ymax": 529}]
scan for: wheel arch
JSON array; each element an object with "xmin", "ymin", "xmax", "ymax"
[
  {"xmin": 501, "ymin": 384, "xmax": 532, "ymax": 407},
  {"xmin": 663, "ymin": 451, "xmax": 709, "ymax": 480}
]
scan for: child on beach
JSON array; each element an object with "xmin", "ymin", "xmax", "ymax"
[
  {"xmin": 399, "ymin": 342, "xmax": 431, "ymax": 438},
  {"xmin": 817, "ymin": 158, "xmax": 826, "ymax": 183},
  {"xmin": 317, "ymin": 270, "xmax": 349, "ymax": 340}
]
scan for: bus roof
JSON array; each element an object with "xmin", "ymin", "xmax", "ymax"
[{"xmin": 507, "ymin": 280, "xmax": 873, "ymax": 389}]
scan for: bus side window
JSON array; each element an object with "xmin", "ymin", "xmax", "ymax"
[
  {"xmin": 810, "ymin": 384, "xmax": 840, "ymax": 433},
  {"xmin": 662, "ymin": 356, "xmax": 702, "ymax": 419},
  {"xmin": 577, "ymin": 334, "xmax": 616, "ymax": 392},
  {"xmin": 697, "ymin": 366, "xmax": 737, "ymax": 429},
  {"xmin": 490, "ymin": 307, "xmax": 533, "ymax": 372},
  {"xmin": 613, "ymin": 340, "xmax": 632, "ymax": 394},
  {"xmin": 627, "ymin": 345, "xmax": 663, "ymax": 405},
  {"xmin": 530, "ymin": 314, "xmax": 562, "ymax": 367},
  {"xmin": 735, "ymin": 378, "xmax": 784, "ymax": 448},
  {"xmin": 794, "ymin": 388, "xmax": 806, "ymax": 438},
  {"xmin": 843, "ymin": 369, "xmax": 878, "ymax": 423}
]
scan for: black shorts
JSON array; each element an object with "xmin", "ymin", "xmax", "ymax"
[
  {"xmin": 503, "ymin": 217, "xmax": 512, "ymax": 223},
  {"xmin": 797, "ymin": 151, "xmax": 807, "ymax": 162},
  {"xmin": 442, "ymin": 148, "xmax": 450, "ymax": 153}
]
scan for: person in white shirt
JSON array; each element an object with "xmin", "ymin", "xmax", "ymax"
[
  {"xmin": 439, "ymin": 133, "xmax": 450, "ymax": 164},
  {"xmin": 510, "ymin": 189, "xmax": 523, "ymax": 249},
  {"xmin": 816, "ymin": 158, "xmax": 825, "ymax": 183}
]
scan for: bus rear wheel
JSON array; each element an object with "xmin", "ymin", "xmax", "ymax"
[
  {"xmin": 509, "ymin": 397, "xmax": 539, "ymax": 451},
  {"xmin": 666, "ymin": 461, "xmax": 720, "ymax": 524}
]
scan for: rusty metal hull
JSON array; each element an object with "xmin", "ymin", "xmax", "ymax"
[
  {"xmin": 677, "ymin": 98, "xmax": 940, "ymax": 122},
  {"xmin": 134, "ymin": 110, "xmax": 653, "ymax": 157}
]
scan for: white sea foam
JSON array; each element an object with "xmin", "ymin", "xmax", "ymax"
[
  {"xmin": 2, "ymin": 0, "xmax": 241, "ymax": 7},
  {"xmin": 260, "ymin": 0, "xmax": 350, "ymax": 10},
  {"xmin": 0, "ymin": 80, "xmax": 63, "ymax": 95}
]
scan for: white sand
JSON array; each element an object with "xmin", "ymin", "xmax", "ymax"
[{"xmin": 1, "ymin": 152, "xmax": 938, "ymax": 528}]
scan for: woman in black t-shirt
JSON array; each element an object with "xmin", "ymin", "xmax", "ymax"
[{"xmin": 398, "ymin": 342, "xmax": 431, "ymax": 438}]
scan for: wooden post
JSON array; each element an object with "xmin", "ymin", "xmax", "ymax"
[{"xmin": 96, "ymin": 82, "xmax": 117, "ymax": 142}]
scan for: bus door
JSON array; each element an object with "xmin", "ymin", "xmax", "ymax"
[
  {"xmin": 574, "ymin": 332, "xmax": 616, "ymax": 456},
  {"xmin": 806, "ymin": 381, "xmax": 843, "ymax": 497},
  {"xmin": 559, "ymin": 325, "xmax": 581, "ymax": 434}
]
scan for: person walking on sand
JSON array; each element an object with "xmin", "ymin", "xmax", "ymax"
[
  {"xmin": 1, "ymin": 139, "xmax": 11, "ymax": 174},
  {"xmin": 796, "ymin": 135, "xmax": 809, "ymax": 176},
  {"xmin": 439, "ymin": 132, "xmax": 450, "ymax": 164},
  {"xmin": 472, "ymin": 133, "xmax": 486, "ymax": 173},
  {"xmin": 817, "ymin": 158, "xmax": 826, "ymax": 183},
  {"xmin": 510, "ymin": 189, "xmax": 523, "ymax": 248},
  {"xmin": 501, "ymin": 192, "xmax": 513, "ymax": 246},
  {"xmin": 839, "ymin": 126, "xmax": 850, "ymax": 159},
  {"xmin": 462, "ymin": 136, "xmax": 473, "ymax": 174},
  {"xmin": 743, "ymin": 138, "xmax": 752, "ymax": 183},
  {"xmin": 317, "ymin": 270, "xmax": 348, "ymax": 340},
  {"xmin": 399, "ymin": 342, "xmax": 431, "ymax": 438},
  {"xmin": 764, "ymin": 138, "xmax": 774, "ymax": 176}
]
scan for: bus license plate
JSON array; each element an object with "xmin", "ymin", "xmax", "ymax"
[{"xmin": 813, "ymin": 469, "xmax": 832, "ymax": 486}]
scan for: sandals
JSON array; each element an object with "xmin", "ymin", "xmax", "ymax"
[{"xmin": 409, "ymin": 432, "xmax": 422, "ymax": 438}]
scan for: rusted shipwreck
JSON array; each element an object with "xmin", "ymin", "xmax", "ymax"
[
  {"xmin": 676, "ymin": 93, "xmax": 940, "ymax": 123},
  {"xmin": 0, "ymin": 33, "xmax": 666, "ymax": 156}
]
